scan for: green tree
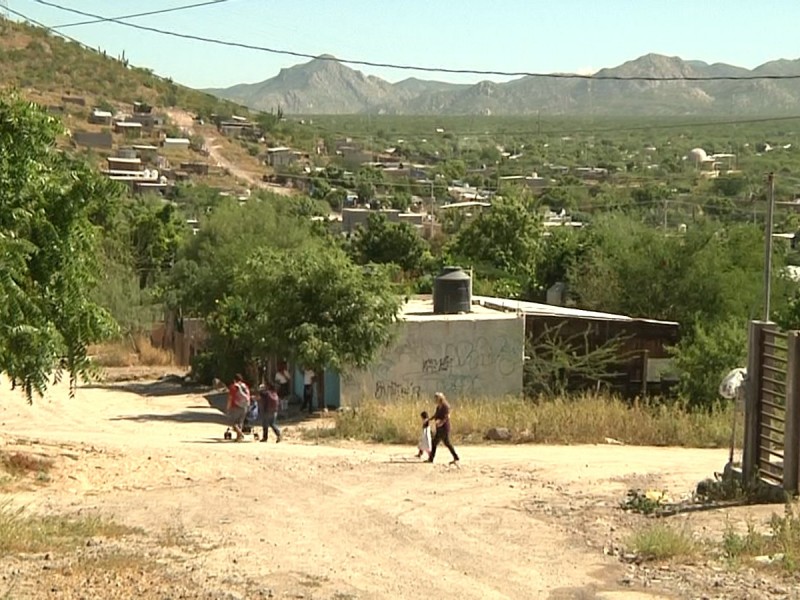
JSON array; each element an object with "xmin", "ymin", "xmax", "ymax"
[
  {"xmin": 447, "ymin": 193, "xmax": 543, "ymax": 293},
  {"xmin": 203, "ymin": 244, "xmax": 401, "ymax": 384},
  {"xmin": 164, "ymin": 197, "xmax": 312, "ymax": 317},
  {"xmin": 350, "ymin": 213, "xmax": 430, "ymax": 274},
  {"xmin": 0, "ymin": 93, "xmax": 118, "ymax": 399},
  {"xmin": 128, "ymin": 196, "xmax": 185, "ymax": 290},
  {"xmin": 670, "ymin": 319, "xmax": 747, "ymax": 409}
]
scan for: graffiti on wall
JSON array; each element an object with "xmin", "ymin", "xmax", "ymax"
[{"xmin": 355, "ymin": 319, "xmax": 524, "ymax": 401}]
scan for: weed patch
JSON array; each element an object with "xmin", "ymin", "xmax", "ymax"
[
  {"xmin": 331, "ymin": 396, "xmax": 736, "ymax": 448},
  {"xmin": 0, "ymin": 503, "xmax": 139, "ymax": 555},
  {"xmin": 628, "ymin": 523, "xmax": 697, "ymax": 560},
  {"xmin": 0, "ymin": 451, "xmax": 53, "ymax": 478},
  {"xmin": 721, "ymin": 504, "xmax": 800, "ymax": 572}
]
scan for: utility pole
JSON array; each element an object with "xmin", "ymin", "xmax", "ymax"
[{"xmin": 764, "ymin": 172, "xmax": 776, "ymax": 322}]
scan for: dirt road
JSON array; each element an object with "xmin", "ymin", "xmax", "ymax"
[
  {"xmin": 0, "ymin": 376, "xmax": 774, "ymax": 599},
  {"xmin": 165, "ymin": 108, "xmax": 294, "ymax": 195}
]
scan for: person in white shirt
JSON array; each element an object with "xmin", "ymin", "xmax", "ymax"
[
  {"xmin": 275, "ymin": 361, "xmax": 291, "ymax": 400},
  {"xmin": 301, "ymin": 368, "xmax": 315, "ymax": 414}
]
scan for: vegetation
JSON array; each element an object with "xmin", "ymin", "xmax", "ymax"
[
  {"xmin": 0, "ymin": 502, "xmax": 137, "ymax": 555},
  {"xmin": 627, "ymin": 523, "xmax": 697, "ymax": 561},
  {"xmin": 0, "ymin": 93, "xmax": 118, "ymax": 400},
  {"xmin": 328, "ymin": 396, "xmax": 738, "ymax": 447},
  {"xmin": 0, "ymin": 17, "xmax": 243, "ymax": 118}
]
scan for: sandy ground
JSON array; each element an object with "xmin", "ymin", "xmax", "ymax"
[{"xmin": 0, "ymin": 373, "xmax": 792, "ymax": 599}]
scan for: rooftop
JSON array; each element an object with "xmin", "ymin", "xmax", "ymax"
[
  {"xmin": 400, "ymin": 295, "xmax": 518, "ymax": 322},
  {"xmin": 473, "ymin": 295, "xmax": 677, "ymax": 326}
]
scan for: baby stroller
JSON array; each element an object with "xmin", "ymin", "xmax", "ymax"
[{"xmin": 242, "ymin": 400, "xmax": 259, "ymax": 434}]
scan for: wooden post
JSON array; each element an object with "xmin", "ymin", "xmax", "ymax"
[
  {"xmin": 743, "ymin": 321, "xmax": 767, "ymax": 484},
  {"xmin": 640, "ymin": 349, "xmax": 649, "ymax": 398},
  {"xmin": 784, "ymin": 331, "xmax": 800, "ymax": 494}
]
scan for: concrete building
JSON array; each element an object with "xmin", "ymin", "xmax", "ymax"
[
  {"xmin": 339, "ymin": 295, "xmax": 525, "ymax": 406},
  {"xmin": 88, "ymin": 109, "xmax": 113, "ymax": 125},
  {"xmin": 266, "ymin": 146, "xmax": 295, "ymax": 168},
  {"xmin": 72, "ymin": 130, "xmax": 113, "ymax": 149},
  {"xmin": 341, "ymin": 208, "xmax": 401, "ymax": 234}
]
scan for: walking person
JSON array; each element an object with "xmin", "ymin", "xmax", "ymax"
[
  {"xmin": 300, "ymin": 368, "xmax": 315, "ymax": 414},
  {"xmin": 428, "ymin": 392, "xmax": 460, "ymax": 465},
  {"xmin": 275, "ymin": 361, "xmax": 291, "ymax": 402},
  {"xmin": 416, "ymin": 411, "xmax": 432, "ymax": 460},
  {"xmin": 258, "ymin": 382, "xmax": 282, "ymax": 443},
  {"xmin": 226, "ymin": 373, "xmax": 251, "ymax": 442}
]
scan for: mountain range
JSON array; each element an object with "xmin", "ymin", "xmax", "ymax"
[{"xmin": 205, "ymin": 53, "xmax": 800, "ymax": 116}]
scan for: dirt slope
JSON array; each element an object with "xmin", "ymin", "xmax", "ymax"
[{"xmin": 0, "ymin": 376, "xmax": 766, "ymax": 599}]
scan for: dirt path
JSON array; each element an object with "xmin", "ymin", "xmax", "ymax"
[
  {"xmin": 0, "ymin": 376, "xmax": 773, "ymax": 599},
  {"xmin": 165, "ymin": 108, "xmax": 294, "ymax": 195}
]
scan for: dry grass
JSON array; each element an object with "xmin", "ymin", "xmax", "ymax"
[
  {"xmin": 628, "ymin": 523, "xmax": 697, "ymax": 561},
  {"xmin": 331, "ymin": 395, "xmax": 737, "ymax": 448},
  {"xmin": 0, "ymin": 451, "xmax": 54, "ymax": 478},
  {"xmin": 0, "ymin": 502, "xmax": 139, "ymax": 555},
  {"xmin": 90, "ymin": 335, "xmax": 173, "ymax": 368}
]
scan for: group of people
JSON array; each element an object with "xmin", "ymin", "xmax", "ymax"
[
  {"xmin": 226, "ymin": 372, "xmax": 283, "ymax": 443},
  {"xmin": 226, "ymin": 369, "xmax": 461, "ymax": 465},
  {"xmin": 417, "ymin": 392, "xmax": 460, "ymax": 465}
]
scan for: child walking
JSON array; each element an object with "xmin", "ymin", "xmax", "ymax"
[{"xmin": 417, "ymin": 411, "xmax": 432, "ymax": 460}]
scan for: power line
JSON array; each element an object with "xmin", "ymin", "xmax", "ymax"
[
  {"xmin": 52, "ymin": 0, "xmax": 232, "ymax": 29},
  {"xmin": 30, "ymin": 0, "xmax": 800, "ymax": 82},
  {"xmin": 4, "ymin": 3, "xmax": 87, "ymax": 46}
]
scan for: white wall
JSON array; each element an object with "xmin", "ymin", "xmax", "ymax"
[{"xmin": 341, "ymin": 314, "xmax": 524, "ymax": 404}]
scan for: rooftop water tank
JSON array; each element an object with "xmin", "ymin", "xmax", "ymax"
[{"xmin": 433, "ymin": 266, "xmax": 472, "ymax": 315}]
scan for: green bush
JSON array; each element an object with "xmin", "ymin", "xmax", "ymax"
[{"xmin": 670, "ymin": 318, "xmax": 747, "ymax": 410}]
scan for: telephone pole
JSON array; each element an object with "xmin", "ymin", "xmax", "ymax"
[{"xmin": 763, "ymin": 172, "xmax": 776, "ymax": 321}]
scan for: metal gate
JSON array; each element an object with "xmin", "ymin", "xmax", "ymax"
[{"xmin": 743, "ymin": 321, "xmax": 800, "ymax": 493}]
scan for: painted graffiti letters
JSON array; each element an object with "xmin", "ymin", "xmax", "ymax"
[
  {"xmin": 375, "ymin": 380, "xmax": 421, "ymax": 400},
  {"xmin": 422, "ymin": 355, "xmax": 453, "ymax": 374}
]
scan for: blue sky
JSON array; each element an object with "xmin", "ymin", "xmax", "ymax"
[{"xmin": 9, "ymin": 1, "xmax": 800, "ymax": 89}]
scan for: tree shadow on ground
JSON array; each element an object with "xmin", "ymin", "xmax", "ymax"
[{"xmin": 83, "ymin": 374, "xmax": 209, "ymax": 399}]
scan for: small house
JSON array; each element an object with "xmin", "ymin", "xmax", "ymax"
[
  {"xmin": 162, "ymin": 137, "xmax": 191, "ymax": 149},
  {"xmin": 89, "ymin": 109, "xmax": 113, "ymax": 125},
  {"xmin": 266, "ymin": 146, "xmax": 295, "ymax": 168},
  {"xmin": 114, "ymin": 121, "xmax": 143, "ymax": 138},
  {"xmin": 132, "ymin": 101, "xmax": 153, "ymax": 114},
  {"xmin": 106, "ymin": 157, "xmax": 143, "ymax": 172},
  {"xmin": 72, "ymin": 130, "xmax": 113, "ymax": 149}
]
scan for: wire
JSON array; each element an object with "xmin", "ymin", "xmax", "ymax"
[
  {"xmin": 4, "ymin": 3, "xmax": 87, "ymax": 47},
  {"xmin": 52, "ymin": 0, "xmax": 232, "ymax": 29},
  {"xmin": 30, "ymin": 0, "xmax": 800, "ymax": 82}
]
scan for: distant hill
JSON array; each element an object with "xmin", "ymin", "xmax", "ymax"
[
  {"xmin": 208, "ymin": 52, "xmax": 800, "ymax": 116},
  {"xmin": 0, "ymin": 17, "xmax": 244, "ymax": 118}
]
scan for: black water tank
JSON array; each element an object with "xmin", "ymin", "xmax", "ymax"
[{"xmin": 433, "ymin": 266, "xmax": 472, "ymax": 315}]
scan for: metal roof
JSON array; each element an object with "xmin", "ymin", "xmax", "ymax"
[{"xmin": 472, "ymin": 295, "xmax": 678, "ymax": 326}]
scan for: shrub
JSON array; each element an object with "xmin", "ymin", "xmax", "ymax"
[{"xmin": 670, "ymin": 318, "xmax": 747, "ymax": 410}]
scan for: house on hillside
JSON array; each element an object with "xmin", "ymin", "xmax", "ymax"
[
  {"xmin": 132, "ymin": 101, "xmax": 152, "ymax": 114},
  {"xmin": 72, "ymin": 130, "xmax": 113, "ymax": 149},
  {"xmin": 162, "ymin": 137, "xmax": 191, "ymax": 149},
  {"xmin": 114, "ymin": 121, "xmax": 143, "ymax": 138},
  {"xmin": 88, "ymin": 109, "xmax": 113, "ymax": 125},
  {"xmin": 266, "ymin": 146, "xmax": 295, "ymax": 168},
  {"xmin": 127, "ymin": 113, "xmax": 165, "ymax": 131}
]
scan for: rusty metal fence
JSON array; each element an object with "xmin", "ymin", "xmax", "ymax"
[{"xmin": 743, "ymin": 321, "xmax": 800, "ymax": 494}]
